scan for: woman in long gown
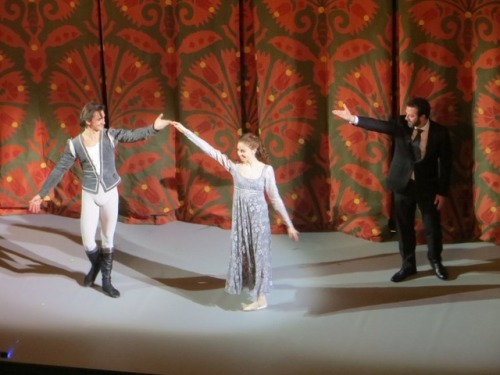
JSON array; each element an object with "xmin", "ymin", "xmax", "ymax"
[{"xmin": 171, "ymin": 122, "xmax": 299, "ymax": 311}]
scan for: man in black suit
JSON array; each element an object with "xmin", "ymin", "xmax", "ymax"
[{"xmin": 332, "ymin": 98, "xmax": 452, "ymax": 282}]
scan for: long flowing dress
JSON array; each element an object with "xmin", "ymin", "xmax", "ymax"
[{"xmin": 181, "ymin": 128, "xmax": 295, "ymax": 298}]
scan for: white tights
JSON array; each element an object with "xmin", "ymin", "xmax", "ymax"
[{"xmin": 81, "ymin": 185, "xmax": 118, "ymax": 252}]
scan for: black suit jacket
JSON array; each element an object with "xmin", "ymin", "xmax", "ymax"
[{"xmin": 357, "ymin": 115, "xmax": 452, "ymax": 195}]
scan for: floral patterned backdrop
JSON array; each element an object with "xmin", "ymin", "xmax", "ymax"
[{"xmin": 0, "ymin": 0, "xmax": 498, "ymax": 245}]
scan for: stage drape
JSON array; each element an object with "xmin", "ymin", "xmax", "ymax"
[{"xmin": 0, "ymin": 0, "xmax": 498, "ymax": 245}]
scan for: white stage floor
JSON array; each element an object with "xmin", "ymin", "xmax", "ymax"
[{"xmin": 0, "ymin": 214, "xmax": 499, "ymax": 375}]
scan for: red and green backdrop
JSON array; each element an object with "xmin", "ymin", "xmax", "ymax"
[{"xmin": 1, "ymin": 0, "xmax": 498, "ymax": 245}]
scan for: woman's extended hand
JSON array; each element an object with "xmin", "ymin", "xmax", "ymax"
[
  {"xmin": 170, "ymin": 121, "xmax": 187, "ymax": 134},
  {"xmin": 287, "ymin": 227, "xmax": 299, "ymax": 242}
]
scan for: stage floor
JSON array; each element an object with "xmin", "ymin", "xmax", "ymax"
[{"xmin": 0, "ymin": 214, "xmax": 499, "ymax": 375}]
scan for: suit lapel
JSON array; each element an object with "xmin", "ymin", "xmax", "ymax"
[{"xmin": 425, "ymin": 122, "xmax": 436, "ymax": 156}]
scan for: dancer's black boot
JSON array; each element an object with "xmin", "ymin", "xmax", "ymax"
[
  {"xmin": 83, "ymin": 248, "xmax": 101, "ymax": 287},
  {"xmin": 100, "ymin": 248, "xmax": 120, "ymax": 298}
]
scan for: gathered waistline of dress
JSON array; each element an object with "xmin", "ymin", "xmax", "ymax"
[{"xmin": 234, "ymin": 187, "xmax": 261, "ymax": 194}]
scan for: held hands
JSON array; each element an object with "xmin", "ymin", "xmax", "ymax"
[
  {"xmin": 29, "ymin": 195, "xmax": 43, "ymax": 214},
  {"xmin": 170, "ymin": 121, "xmax": 186, "ymax": 134},
  {"xmin": 153, "ymin": 114, "xmax": 177, "ymax": 131},
  {"xmin": 332, "ymin": 104, "xmax": 356, "ymax": 123},
  {"xmin": 152, "ymin": 115, "xmax": 186, "ymax": 133}
]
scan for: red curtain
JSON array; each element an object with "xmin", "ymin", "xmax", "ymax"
[{"xmin": 1, "ymin": 0, "xmax": 498, "ymax": 245}]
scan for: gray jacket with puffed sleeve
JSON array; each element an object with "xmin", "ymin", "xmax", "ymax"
[{"xmin": 38, "ymin": 125, "xmax": 157, "ymax": 198}]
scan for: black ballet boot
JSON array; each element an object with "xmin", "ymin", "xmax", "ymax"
[
  {"xmin": 100, "ymin": 248, "xmax": 120, "ymax": 298},
  {"xmin": 83, "ymin": 248, "xmax": 101, "ymax": 287}
]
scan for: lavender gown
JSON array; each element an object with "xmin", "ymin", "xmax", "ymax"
[{"xmin": 181, "ymin": 128, "xmax": 294, "ymax": 298}]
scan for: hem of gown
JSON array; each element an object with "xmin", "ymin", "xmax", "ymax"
[{"xmin": 225, "ymin": 285, "xmax": 271, "ymax": 298}]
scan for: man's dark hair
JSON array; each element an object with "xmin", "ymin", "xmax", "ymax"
[
  {"xmin": 407, "ymin": 97, "xmax": 431, "ymax": 118},
  {"xmin": 79, "ymin": 101, "xmax": 106, "ymax": 129}
]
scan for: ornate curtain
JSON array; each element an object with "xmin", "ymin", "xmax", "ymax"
[{"xmin": 1, "ymin": 0, "xmax": 498, "ymax": 245}]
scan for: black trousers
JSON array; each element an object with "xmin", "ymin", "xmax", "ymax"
[{"xmin": 393, "ymin": 180, "xmax": 443, "ymax": 270}]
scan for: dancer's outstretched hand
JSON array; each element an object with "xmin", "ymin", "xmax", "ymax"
[
  {"xmin": 153, "ymin": 114, "xmax": 175, "ymax": 131},
  {"xmin": 332, "ymin": 104, "xmax": 355, "ymax": 123},
  {"xmin": 29, "ymin": 195, "xmax": 43, "ymax": 214}
]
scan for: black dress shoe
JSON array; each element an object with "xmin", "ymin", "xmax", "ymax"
[
  {"xmin": 390, "ymin": 268, "xmax": 417, "ymax": 282},
  {"xmin": 430, "ymin": 262, "xmax": 448, "ymax": 280}
]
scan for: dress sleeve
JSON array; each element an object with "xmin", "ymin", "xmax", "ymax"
[
  {"xmin": 264, "ymin": 165, "xmax": 295, "ymax": 229},
  {"xmin": 181, "ymin": 127, "xmax": 234, "ymax": 172}
]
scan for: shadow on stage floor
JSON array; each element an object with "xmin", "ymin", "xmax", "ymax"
[{"xmin": 1, "ymin": 214, "xmax": 499, "ymax": 375}]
